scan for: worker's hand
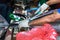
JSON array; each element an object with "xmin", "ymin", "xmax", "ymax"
[
  {"xmin": 19, "ymin": 19, "xmax": 29, "ymax": 28},
  {"xmin": 46, "ymin": 0, "xmax": 60, "ymax": 5},
  {"xmin": 29, "ymin": 9, "xmax": 60, "ymax": 26}
]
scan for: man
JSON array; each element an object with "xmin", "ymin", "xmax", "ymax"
[{"xmin": 18, "ymin": 0, "xmax": 60, "ymax": 33}]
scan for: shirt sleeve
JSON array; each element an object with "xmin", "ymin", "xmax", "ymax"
[
  {"xmin": 57, "ymin": 8, "xmax": 60, "ymax": 14},
  {"xmin": 39, "ymin": 0, "xmax": 47, "ymax": 5}
]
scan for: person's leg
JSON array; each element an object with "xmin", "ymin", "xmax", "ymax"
[
  {"xmin": 0, "ymin": 4, "xmax": 7, "ymax": 18},
  {"xmin": 0, "ymin": 4, "xmax": 10, "ymax": 23},
  {"xmin": 0, "ymin": 4, "xmax": 7, "ymax": 16}
]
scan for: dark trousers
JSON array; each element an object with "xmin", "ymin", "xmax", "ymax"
[{"xmin": 0, "ymin": 4, "xmax": 10, "ymax": 23}]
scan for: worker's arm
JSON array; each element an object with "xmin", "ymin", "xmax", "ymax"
[
  {"xmin": 46, "ymin": 0, "xmax": 60, "ymax": 5},
  {"xmin": 18, "ymin": 9, "xmax": 60, "ymax": 27},
  {"xmin": 29, "ymin": 9, "xmax": 60, "ymax": 26}
]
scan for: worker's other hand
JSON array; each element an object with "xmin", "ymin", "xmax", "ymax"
[
  {"xmin": 46, "ymin": 0, "xmax": 60, "ymax": 5},
  {"xmin": 19, "ymin": 19, "xmax": 29, "ymax": 28}
]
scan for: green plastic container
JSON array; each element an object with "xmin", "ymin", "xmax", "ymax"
[{"xmin": 9, "ymin": 13, "xmax": 24, "ymax": 21}]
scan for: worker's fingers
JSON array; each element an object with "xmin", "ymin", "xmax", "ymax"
[{"xmin": 46, "ymin": 0, "xmax": 60, "ymax": 5}]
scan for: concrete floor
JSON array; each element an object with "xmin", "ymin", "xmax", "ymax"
[
  {"xmin": 51, "ymin": 21, "xmax": 60, "ymax": 40},
  {"xmin": 57, "ymin": 36, "xmax": 60, "ymax": 40}
]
